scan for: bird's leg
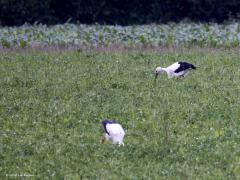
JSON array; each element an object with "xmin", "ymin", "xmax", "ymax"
[
  {"xmin": 176, "ymin": 75, "xmax": 185, "ymax": 81},
  {"xmin": 167, "ymin": 73, "xmax": 174, "ymax": 79},
  {"xmin": 183, "ymin": 71, "xmax": 189, "ymax": 77},
  {"xmin": 176, "ymin": 77, "xmax": 182, "ymax": 81}
]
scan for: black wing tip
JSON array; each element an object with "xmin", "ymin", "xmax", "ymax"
[
  {"xmin": 178, "ymin": 61, "xmax": 196, "ymax": 69},
  {"xmin": 101, "ymin": 119, "xmax": 118, "ymax": 135},
  {"xmin": 192, "ymin": 65, "xmax": 196, "ymax": 69},
  {"xmin": 101, "ymin": 119, "xmax": 117, "ymax": 126}
]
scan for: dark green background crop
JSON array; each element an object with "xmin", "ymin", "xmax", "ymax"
[{"xmin": 1, "ymin": 0, "xmax": 240, "ymax": 26}]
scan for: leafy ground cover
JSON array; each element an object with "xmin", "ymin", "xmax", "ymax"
[
  {"xmin": 0, "ymin": 49, "xmax": 240, "ymax": 178},
  {"xmin": 1, "ymin": 22, "xmax": 240, "ymax": 48}
]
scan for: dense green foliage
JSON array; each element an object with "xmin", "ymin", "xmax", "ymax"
[
  {"xmin": 1, "ymin": 23, "xmax": 240, "ymax": 48},
  {"xmin": 1, "ymin": 0, "xmax": 240, "ymax": 26},
  {"xmin": 1, "ymin": 50, "xmax": 240, "ymax": 178}
]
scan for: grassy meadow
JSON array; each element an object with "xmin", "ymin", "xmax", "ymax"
[{"xmin": 1, "ymin": 48, "xmax": 240, "ymax": 179}]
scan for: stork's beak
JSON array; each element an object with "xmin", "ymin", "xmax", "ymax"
[
  {"xmin": 155, "ymin": 72, "xmax": 159, "ymax": 79},
  {"xmin": 101, "ymin": 134, "xmax": 107, "ymax": 144}
]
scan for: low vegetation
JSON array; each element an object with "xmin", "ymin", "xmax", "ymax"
[
  {"xmin": 1, "ymin": 49, "xmax": 240, "ymax": 178},
  {"xmin": 1, "ymin": 22, "xmax": 240, "ymax": 48}
]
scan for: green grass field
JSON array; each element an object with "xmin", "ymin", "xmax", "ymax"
[{"xmin": 1, "ymin": 49, "xmax": 240, "ymax": 179}]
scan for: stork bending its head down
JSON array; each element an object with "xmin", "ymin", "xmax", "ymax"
[
  {"xmin": 101, "ymin": 120, "xmax": 125, "ymax": 146},
  {"xmin": 155, "ymin": 61, "xmax": 196, "ymax": 79}
]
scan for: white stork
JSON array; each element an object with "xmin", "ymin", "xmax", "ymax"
[
  {"xmin": 155, "ymin": 61, "xmax": 196, "ymax": 79},
  {"xmin": 101, "ymin": 120, "xmax": 125, "ymax": 146}
]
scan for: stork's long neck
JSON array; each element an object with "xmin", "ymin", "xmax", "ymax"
[
  {"xmin": 162, "ymin": 67, "xmax": 173, "ymax": 78},
  {"xmin": 162, "ymin": 68, "xmax": 169, "ymax": 73}
]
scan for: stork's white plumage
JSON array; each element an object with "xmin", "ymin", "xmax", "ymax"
[
  {"xmin": 155, "ymin": 61, "xmax": 196, "ymax": 79},
  {"xmin": 101, "ymin": 120, "xmax": 125, "ymax": 146}
]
